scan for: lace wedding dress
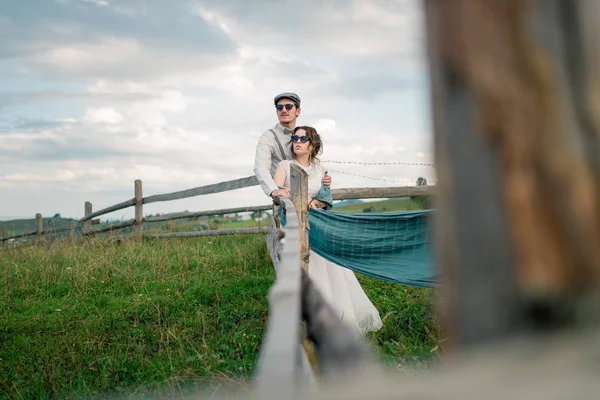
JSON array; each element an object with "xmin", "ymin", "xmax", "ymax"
[{"xmin": 277, "ymin": 160, "xmax": 383, "ymax": 334}]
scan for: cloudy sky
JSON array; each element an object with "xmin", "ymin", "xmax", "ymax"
[{"xmin": 0, "ymin": 0, "xmax": 435, "ymax": 221}]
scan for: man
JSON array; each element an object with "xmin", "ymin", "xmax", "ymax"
[{"xmin": 253, "ymin": 92, "xmax": 331, "ymax": 198}]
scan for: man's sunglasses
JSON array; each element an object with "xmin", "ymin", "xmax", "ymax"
[
  {"xmin": 291, "ymin": 135, "xmax": 310, "ymax": 143},
  {"xmin": 276, "ymin": 104, "xmax": 295, "ymax": 111}
]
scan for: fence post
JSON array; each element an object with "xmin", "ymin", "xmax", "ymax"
[
  {"xmin": 134, "ymin": 179, "xmax": 143, "ymax": 240},
  {"xmin": 84, "ymin": 202, "xmax": 92, "ymax": 235},
  {"xmin": 290, "ymin": 164, "xmax": 309, "ymax": 271},
  {"xmin": 36, "ymin": 213, "xmax": 42, "ymax": 243},
  {"xmin": 1, "ymin": 225, "xmax": 6, "ymax": 249},
  {"xmin": 425, "ymin": 0, "xmax": 600, "ymax": 351}
]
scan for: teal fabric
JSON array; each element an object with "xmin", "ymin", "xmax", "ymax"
[
  {"xmin": 308, "ymin": 209, "xmax": 438, "ymax": 288},
  {"xmin": 311, "ymin": 185, "xmax": 334, "ymax": 210}
]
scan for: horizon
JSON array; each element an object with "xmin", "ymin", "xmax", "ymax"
[{"xmin": 1, "ymin": 0, "xmax": 435, "ymax": 220}]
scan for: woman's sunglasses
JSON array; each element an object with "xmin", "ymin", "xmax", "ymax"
[{"xmin": 291, "ymin": 135, "xmax": 310, "ymax": 143}]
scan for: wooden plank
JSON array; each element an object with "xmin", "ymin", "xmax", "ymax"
[
  {"xmin": 561, "ymin": 0, "xmax": 600, "ymax": 182},
  {"xmin": 254, "ymin": 197, "xmax": 314, "ymax": 397},
  {"xmin": 144, "ymin": 226, "xmax": 269, "ymax": 239},
  {"xmin": 424, "ymin": 0, "xmax": 523, "ymax": 350},
  {"xmin": 290, "ymin": 164, "xmax": 310, "ymax": 272},
  {"xmin": 42, "ymin": 224, "xmax": 79, "ymax": 236},
  {"xmin": 91, "ymin": 220, "xmax": 136, "ymax": 235},
  {"xmin": 1, "ymin": 229, "xmax": 37, "ymax": 241},
  {"xmin": 424, "ymin": 0, "xmax": 600, "ymax": 350},
  {"xmin": 1, "ymin": 224, "xmax": 78, "ymax": 242},
  {"xmin": 143, "ymin": 175, "xmax": 259, "ymax": 205},
  {"xmin": 294, "ymin": 328, "xmax": 600, "ymax": 399},
  {"xmin": 331, "ymin": 186, "xmax": 432, "ymax": 201},
  {"xmin": 35, "ymin": 213, "xmax": 42, "ymax": 242},
  {"xmin": 80, "ymin": 199, "xmax": 134, "ymax": 222},
  {"xmin": 265, "ymin": 217, "xmax": 283, "ymax": 273},
  {"xmin": 134, "ymin": 180, "xmax": 143, "ymax": 240},
  {"xmin": 83, "ymin": 202, "xmax": 92, "ymax": 231},
  {"xmin": 145, "ymin": 204, "xmax": 272, "ymax": 223}
]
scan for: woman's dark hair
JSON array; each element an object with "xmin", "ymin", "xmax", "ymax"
[{"xmin": 290, "ymin": 125, "xmax": 323, "ymax": 162}]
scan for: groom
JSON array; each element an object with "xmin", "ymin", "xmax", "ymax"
[{"xmin": 253, "ymin": 92, "xmax": 331, "ymax": 199}]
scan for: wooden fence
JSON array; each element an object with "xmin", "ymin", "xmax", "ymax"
[
  {"xmin": 0, "ymin": 175, "xmax": 432, "ymax": 246},
  {"xmin": 254, "ymin": 0, "xmax": 600, "ymax": 398}
]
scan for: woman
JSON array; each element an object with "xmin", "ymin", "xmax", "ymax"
[{"xmin": 271, "ymin": 126, "xmax": 383, "ymax": 335}]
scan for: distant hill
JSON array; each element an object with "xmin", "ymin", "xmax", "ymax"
[
  {"xmin": 0, "ymin": 216, "xmax": 30, "ymax": 221},
  {"xmin": 1, "ymin": 216, "xmax": 78, "ymax": 236},
  {"xmin": 333, "ymin": 199, "xmax": 364, "ymax": 207},
  {"xmin": 332, "ymin": 197, "xmax": 419, "ymax": 213}
]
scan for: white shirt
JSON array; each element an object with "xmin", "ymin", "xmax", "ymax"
[
  {"xmin": 276, "ymin": 160, "xmax": 326, "ymax": 199},
  {"xmin": 253, "ymin": 123, "xmax": 295, "ymax": 196}
]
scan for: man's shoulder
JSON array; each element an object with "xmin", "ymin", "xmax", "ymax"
[
  {"xmin": 263, "ymin": 124, "xmax": 280, "ymax": 134},
  {"xmin": 258, "ymin": 124, "xmax": 279, "ymax": 139}
]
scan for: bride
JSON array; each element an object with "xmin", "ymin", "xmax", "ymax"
[{"xmin": 270, "ymin": 126, "xmax": 383, "ymax": 334}]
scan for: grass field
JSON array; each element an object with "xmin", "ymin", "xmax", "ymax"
[{"xmin": 0, "ymin": 233, "xmax": 440, "ymax": 398}]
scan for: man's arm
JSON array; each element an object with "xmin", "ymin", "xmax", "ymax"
[{"xmin": 253, "ymin": 133, "xmax": 279, "ymax": 197}]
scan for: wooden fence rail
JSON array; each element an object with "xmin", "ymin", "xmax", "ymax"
[
  {"xmin": 1, "ymin": 174, "xmax": 433, "ymax": 245},
  {"xmin": 144, "ymin": 204, "xmax": 272, "ymax": 224},
  {"xmin": 255, "ymin": 165, "xmax": 317, "ymax": 397},
  {"xmin": 143, "ymin": 176, "xmax": 260, "ymax": 205},
  {"xmin": 80, "ymin": 199, "xmax": 134, "ymax": 222}
]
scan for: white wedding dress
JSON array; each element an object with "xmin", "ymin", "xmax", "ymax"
[{"xmin": 277, "ymin": 160, "xmax": 384, "ymax": 334}]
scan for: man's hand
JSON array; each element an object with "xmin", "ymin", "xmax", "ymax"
[
  {"xmin": 271, "ymin": 188, "xmax": 291, "ymax": 198},
  {"xmin": 322, "ymin": 171, "xmax": 332, "ymax": 187}
]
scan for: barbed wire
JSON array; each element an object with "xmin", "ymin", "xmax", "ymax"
[
  {"xmin": 326, "ymin": 168, "xmax": 436, "ymax": 185},
  {"xmin": 321, "ymin": 160, "xmax": 436, "ymax": 167}
]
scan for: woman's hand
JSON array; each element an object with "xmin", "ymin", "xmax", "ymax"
[
  {"xmin": 322, "ymin": 171, "xmax": 332, "ymax": 187},
  {"xmin": 309, "ymin": 199, "xmax": 327, "ymax": 209},
  {"xmin": 271, "ymin": 188, "xmax": 291, "ymax": 198}
]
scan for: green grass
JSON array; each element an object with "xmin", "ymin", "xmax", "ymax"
[
  {"xmin": 0, "ymin": 208, "xmax": 440, "ymax": 398},
  {"xmin": 1, "ymin": 236, "xmax": 273, "ymax": 398}
]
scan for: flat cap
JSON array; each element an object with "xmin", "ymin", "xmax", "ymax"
[{"xmin": 274, "ymin": 92, "xmax": 301, "ymax": 107}]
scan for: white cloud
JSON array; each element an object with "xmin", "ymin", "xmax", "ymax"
[
  {"xmin": 4, "ymin": 170, "xmax": 77, "ymax": 183},
  {"xmin": 312, "ymin": 119, "xmax": 337, "ymax": 133},
  {"xmin": 82, "ymin": 0, "xmax": 110, "ymax": 6},
  {"xmin": 26, "ymin": 36, "xmax": 234, "ymax": 83},
  {"xmin": 83, "ymin": 107, "xmax": 123, "ymax": 124},
  {"xmin": 194, "ymin": 0, "xmax": 424, "ymax": 64}
]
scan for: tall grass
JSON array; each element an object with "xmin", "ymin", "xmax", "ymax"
[{"xmin": 0, "ymin": 235, "xmax": 440, "ymax": 398}]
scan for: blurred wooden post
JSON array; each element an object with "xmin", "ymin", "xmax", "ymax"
[
  {"xmin": 84, "ymin": 202, "xmax": 92, "ymax": 235},
  {"xmin": 288, "ymin": 164, "xmax": 318, "ymax": 372},
  {"xmin": 290, "ymin": 165, "xmax": 309, "ymax": 271},
  {"xmin": 134, "ymin": 179, "xmax": 143, "ymax": 240},
  {"xmin": 425, "ymin": 0, "xmax": 600, "ymax": 352},
  {"xmin": 35, "ymin": 213, "xmax": 42, "ymax": 243}
]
